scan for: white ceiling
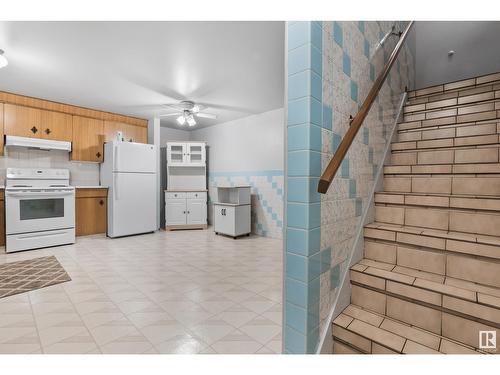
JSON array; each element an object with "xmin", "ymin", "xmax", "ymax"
[{"xmin": 0, "ymin": 21, "xmax": 285, "ymax": 129}]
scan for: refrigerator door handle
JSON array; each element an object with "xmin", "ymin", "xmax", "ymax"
[
  {"xmin": 114, "ymin": 174, "xmax": 119, "ymax": 200},
  {"xmin": 114, "ymin": 144, "xmax": 120, "ymax": 171}
]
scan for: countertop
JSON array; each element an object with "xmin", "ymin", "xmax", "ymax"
[{"xmin": 165, "ymin": 189, "xmax": 208, "ymax": 192}]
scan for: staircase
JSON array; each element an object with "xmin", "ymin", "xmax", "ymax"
[{"xmin": 332, "ymin": 72, "xmax": 500, "ymax": 354}]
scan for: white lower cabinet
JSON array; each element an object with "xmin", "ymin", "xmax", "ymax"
[
  {"xmin": 165, "ymin": 191, "xmax": 207, "ymax": 229},
  {"xmin": 213, "ymin": 204, "xmax": 251, "ymax": 238}
]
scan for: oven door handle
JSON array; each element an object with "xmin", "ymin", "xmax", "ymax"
[{"xmin": 5, "ymin": 191, "xmax": 74, "ymax": 198}]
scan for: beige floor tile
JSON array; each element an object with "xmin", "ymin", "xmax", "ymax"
[{"xmin": 239, "ymin": 317, "xmax": 281, "ymax": 345}]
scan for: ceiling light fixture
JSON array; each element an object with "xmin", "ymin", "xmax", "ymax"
[
  {"xmin": 187, "ymin": 114, "xmax": 196, "ymax": 127},
  {"xmin": 0, "ymin": 49, "xmax": 8, "ymax": 69},
  {"xmin": 176, "ymin": 115, "xmax": 186, "ymax": 125}
]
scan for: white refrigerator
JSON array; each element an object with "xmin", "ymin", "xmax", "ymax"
[{"xmin": 100, "ymin": 141, "xmax": 157, "ymax": 238}]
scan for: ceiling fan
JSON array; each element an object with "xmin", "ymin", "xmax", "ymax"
[{"xmin": 159, "ymin": 100, "xmax": 217, "ymax": 127}]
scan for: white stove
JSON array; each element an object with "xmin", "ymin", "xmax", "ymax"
[{"xmin": 5, "ymin": 168, "xmax": 75, "ymax": 253}]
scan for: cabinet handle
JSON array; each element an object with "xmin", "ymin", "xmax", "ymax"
[
  {"xmin": 31, "ymin": 126, "xmax": 38, "ymax": 134},
  {"xmin": 96, "ymin": 152, "xmax": 101, "ymax": 158},
  {"xmin": 45, "ymin": 128, "xmax": 51, "ymax": 135},
  {"xmin": 99, "ymin": 199, "xmax": 104, "ymax": 206},
  {"xmin": 221, "ymin": 208, "xmax": 224, "ymax": 216},
  {"xmin": 187, "ymin": 211, "xmax": 190, "ymax": 214},
  {"xmin": 183, "ymin": 211, "xmax": 186, "ymax": 214}
]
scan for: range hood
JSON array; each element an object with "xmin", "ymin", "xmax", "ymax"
[{"xmin": 5, "ymin": 136, "xmax": 72, "ymax": 152}]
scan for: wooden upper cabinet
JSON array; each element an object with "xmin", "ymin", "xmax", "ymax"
[
  {"xmin": 4, "ymin": 103, "xmax": 72, "ymax": 141},
  {"xmin": 0, "ymin": 104, "xmax": 4, "ymax": 156},
  {"xmin": 40, "ymin": 110, "xmax": 72, "ymax": 141},
  {"xmin": 104, "ymin": 120, "xmax": 148, "ymax": 144},
  {"xmin": 4, "ymin": 103, "xmax": 42, "ymax": 138},
  {"xmin": 71, "ymin": 116, "xmax": 104, "ymax": 162}
]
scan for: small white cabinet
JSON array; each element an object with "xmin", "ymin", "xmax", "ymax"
[
  {"xmin": 165, "ymin": 191, "xmax": 207, "ymax": 229},
  {"xmin": 213, "ymin": 186, "xmax": 251, "ymax": 239},
  {"xmin": 166, "ymin": 142, "xmax": 206, "ymax": 166}
]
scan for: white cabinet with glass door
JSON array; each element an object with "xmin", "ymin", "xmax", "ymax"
[
  {"xmin": 165, "ymin": 141, "xmax": 208, "ymax": 230},
  {"xmin": 166, "ymin": 142, "xmax": 206, "ymax": 166}
]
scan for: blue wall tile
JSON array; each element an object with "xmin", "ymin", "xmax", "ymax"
[
  {"xmin": 322, "ymin": 105, "xmax": 332, "ymax": 130},
  {"xmin": 342, "ymin": 52, "xmax": 351, "ymax": 77},
  {"xmin": 349, "ymin": 179, "xmax": 357, "ymax": 198},
  {"xmin": 369, "ymin": 63, "xmax": 375, "ymax": 81},
  {"xmin": 364, "ymin": 39, "xmax": 370, "ymax": 58},
  {"xmin": 284, "ymin": 325, "xmax": 306, "ymax": 353},
  {"xmin": 311, "ymin": 22, "xmax": 323, "ymax": 51},
  {"xmin": 288, "ymin": 71, "xmax": 309, "ymax": 100},
  {"xmin": 287, "ymin": 202, "xmax": 320, "ymax": 229},
  {"xmin": 286, "ymin": 277, "xmax": 308, "ymax": 308},
  {"xmin": 288, "ymin": 97, "xmax": 309, "ymax": 126},
  {"xmin": 287, "ymin": 124, "xmax": 322, "ymax": 152},
  {"xmin": 358, "ymin": 21, "xmax": 365, "ymax": 33},
  {"xmin": 311, "ymin": 71, "xmax": 322, "ymax": 101},
  {"xmin": 320, "ymin": 247, "xmax": 331, "ymax": 273},
  {"xmin": 287, "ymin": 177, "xmax": 321, "ymax": 203},
  {"xmin": 286, "ymin": 302, "xmax": 308, "ymax": 334},
  {"xmin": 332, "ymin": 133, "xmax": 341, "ymax": 153},
  {"xmin": 286, "ymin": 228, "xmax": 320, "ymax": 257},
  {"xmin": 341, "ymin": 158, "xmax": 349, "ymax": 178},
  {"xmin": 286, "ymin": 253, "xmax": 308, "ymax": 282},
  {"xmin": 310, "ymin": 97, "xmax": 322, "ymax": 126},
  {"xmin": 333, "ymin": 21, "xmax": 343, "ymax": 47},
  {"xmin": 288, "ymin": 44, "xmax": 310, "ymax": 75},
  {"xmin": 287, "ymin": 150, "xmax": 321, "ymax": 177},
  {"xmin": 288, "ymin": 21, "xmax": 311, "ymax": 51},
  {"xmin": 350, "ymin": 80, "xmax": 358, "ymax": 102}
]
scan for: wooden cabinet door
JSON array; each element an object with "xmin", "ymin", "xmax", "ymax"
[
  {"xmin": 0, "ymin": 191, "xmax": 4, "ymax": 246},
  {"xmin": 0, "ymin": 104, "xmax": 4, "ymax": 156},
  {"xmin": 40, "ymin": 110, "xmax": 72, "ymax": 141},
  {"xmin": 133, "ymin": 126, "xmax": 148, "ymax": 143},
  {"xmin": 3, "ymin": 104, "xmax": 42, "ymax": 138},
  {"xmin": 72, "ymin": 116, "xmax": 104, "ymax": 162},
  {"xmin": 104, "ymin": 121, "xmax": 148, "ymax": 144},
  {"xmin": 76, "ymin": 197, "xmax": 107, "ymax": 236}
]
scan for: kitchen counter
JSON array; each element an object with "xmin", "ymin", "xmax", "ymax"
[{"xmin": 165, "ymin": 189, "xmax": 208, "ymax": 192}]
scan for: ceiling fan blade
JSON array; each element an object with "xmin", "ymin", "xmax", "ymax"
[
  {"xmin": 159, "ymin": 112, "xmax": 182, "ymax": 118},
  {"xmin": 195, "ymin": 112, "xmax": 217, "ymax": 119},
  {"xmin": 197, "ymin": 102, "xmax": 255, "ymax": 113}
]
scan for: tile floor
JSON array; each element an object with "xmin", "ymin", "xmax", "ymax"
[{"xmin": 0, "ymin": 229, "xmax": 283, "ymax": 354}]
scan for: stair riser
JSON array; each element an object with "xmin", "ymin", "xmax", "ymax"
[
  {"xmin": 408, "ymin": 73, "xmax": 500, "ymax": 100},
  {"xmin": 351, "ymin": 285, "xmax": 500, "ymax": 350},
  {"xmin": 375, "ymin": 193, "xmax": 500, "ymax": 212},
  {"xmin": 374, "ymin": 204, "xmax": 500, "ymax": 237},
  {"xmin": 393, "ymin": 134, "xmax": 500, "ymax": 152},
  {"xmin": 391, "ymin": 147, "xmax": 500, "ymax": 166},
  {"xmin": 399, "ymin": 110, "xmax": 500, "ymax": 131},
  {"xmin": 365, "ymin": 224, "xmax": 500, "ymax": 263},
  {"xmin": 398, "ymin": 122, "xmax": 499, "ymax": 142},
  {"xmin": 403, "ymin": 102, "xmax": 500, "ymax": 123},
  {"xmin": 384, "ymin": 164, "xmax": 500, "ymax": 175},
  {"xmin": 405, "ymin": 92, "xmax": 500, "ymax": 114},
  {"xmin": 384, "ymin": 176, "xmax": 500, "ymax": 197}
]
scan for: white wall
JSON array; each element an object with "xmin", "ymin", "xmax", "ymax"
[
  {"xmin": 160, "ymin": 126, "xmax": 190, "ymax": 147},
  {"xmin": 190, "ymin": 108, "xmax": 284, "ymax": 172},
  {"xmin": 414, "ymin": 21, "xmax": 500, "ymax": 89}
]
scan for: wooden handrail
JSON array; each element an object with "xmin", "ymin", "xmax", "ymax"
[{"xmin": 317, "ymin": 21, "xmax": 414, "ymax": 194}]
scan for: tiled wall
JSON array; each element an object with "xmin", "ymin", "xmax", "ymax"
[
  {"xmin": 208, "ymin": 170, "xmax": 284, "ymax": 239},
  {"xmin": 284, "ymin": 21, "xmax": 415, "ymax": 353},
  {"xmin": 0, "ymin": 148, "xmax": 100, "ymax": 186}
]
